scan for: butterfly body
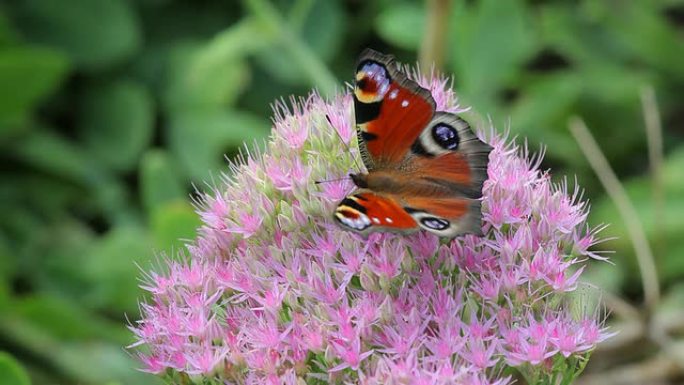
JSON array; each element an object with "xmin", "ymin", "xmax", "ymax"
[{"xmin": 334, "ymin": 49, "xmax": 492, "ymax": 238}]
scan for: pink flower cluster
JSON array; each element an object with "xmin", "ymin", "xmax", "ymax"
[{"xmin": 129, "ymin": 71, "xmax": 612, "ymax": 384}]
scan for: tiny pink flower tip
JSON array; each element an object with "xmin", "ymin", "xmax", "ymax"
[
  {"xmin": 277, "ymin": 116, "xmax": 310, "ymax": 149},
  {"xmin": 551, "ymin": 323, "xmax": 587, "ymax": 358},
  {"xmin": 314, "ymin": 177, "xmax": 355, "ymax": 202},
  {"xmin": 138, "ymin": 353, "xmax": 166, "ymax": 374},
  {"xmin": 225, "ymin": 210, "xmax": 263, "ymax": 238},
  {"xmin": 302, "ymin": 325, "xmax": 325, "ymax": 352},
  {"xmin": 330, "ymin": 337, "xmax": 374, "ymax": 372},
  {"xmin": 545, "ymin": 265, "xmax": 585, "ymax": 292},
  {"xmin": 246, "ymin": 317, "xmax": 292, "ymax": 350},
  {"xmin": 166, "ymin": 351, "xmax": 187, "ymax": 370},
  {"xmin": 463, "ymin": 340, "xmax": 499, "ymax": 369},
  {"xmin": 471, "ymin": 274, "xmax": 501, "ymax": 301},
  {"xmin": 199, "ymin": 195, "xmax": 230, "ymax": 230},
  {"xmin": 265, "ymin": 158, "xmax": 293, "ymax": 192},
  {"xmin": 322, "ymin": 94, "xmax": 355, "ymax": 144},
  {"xmin": 250, "ymin": 284, "xmax": 287, "ymax": 314}
]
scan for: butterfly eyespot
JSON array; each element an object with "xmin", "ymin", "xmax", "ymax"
[
  {"xmin": 432, "ymin": 123, "xmax": 459, "ymax": 150},
  {"xmin": 420, "ymin": 217, "xmax": 450, "ymax": 230},
  {"xmin": 356, "ymin": 61, "xmax": 390, "ymax": 100}
]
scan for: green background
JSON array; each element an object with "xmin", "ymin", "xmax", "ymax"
[{"xmin": 0, "ymin": 0, "xmax": 683, "ymax": 383}]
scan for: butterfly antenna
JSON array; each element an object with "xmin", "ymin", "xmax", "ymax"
[
  {"xmin": 325, "ymin": 114, "xmax": 363, "ymax": 174},
  {"xmin": 314, "ymin": 176, "xmax": 352, "ymax": 185}
]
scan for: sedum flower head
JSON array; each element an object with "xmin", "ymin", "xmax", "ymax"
[{"xmin": 130, "ymin": 70, "xmax": 613, "ymax": 385}]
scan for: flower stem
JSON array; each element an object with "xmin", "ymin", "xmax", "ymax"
[
  {"xmin": 288, "ymin": 0, "xmax": 316, "ymax": 31},
  {"xmin": 640, "ymin": 86, "xmax": 665, "ymax": 257},
  {"xmin": 568, "ymin": 117, "xmax": 660, "ymax": 313},
  {"xmin": 419, "ymin": 0, "xmax": 452, "ymax": 73}
]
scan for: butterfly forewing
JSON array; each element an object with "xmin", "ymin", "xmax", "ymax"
[{"xmin": 353, "ymin": 49, "xmax": 436, "ymax": 169}]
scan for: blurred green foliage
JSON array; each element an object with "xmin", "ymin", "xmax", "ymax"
[{"xmin": 0, "ymin": 0, "xmax": 682, "ymax": 383}]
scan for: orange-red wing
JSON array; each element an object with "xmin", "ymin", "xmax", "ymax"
[
  {"xmin": 334, "ymin": 188, "xmax": 483, "ymax": 237},
  {"xmin": 353, "ymin": 49, "xmax": 436, "ymax": 168},
  {"xmin": 334, "ymin": 190, "xmax": 418, "ymax": 234},
  {"xmin": 403, "ymin": 196, "xmax": 469, "ymax": 219},
  {"xmin": 407, "ymin": 112, "xmax": 493, "ymax": 200},
  {"xmin": 413, "ymin": 152, "xmax": 471, "ymax": 185},
  {"xmin": 400, "ymin": 194, "xmax": 484, "ymax": 237},
  {"xmin": 357, "ymin": 192, "xmax": 417, "ymax": 229}
]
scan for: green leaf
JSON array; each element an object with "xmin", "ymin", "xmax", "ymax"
[
  {"xmin": 11, "ymin": 128, "xmax": 94, "ymax": 182},
  {"xmin": 511, "ymin": 64, "xmax": 649, "ymax": 170},
  {"xmin": 151, "ymin": 200, "xmax": 201, "ymax": 250},
  {"xmin": 189, "ymin": 17, "xmax": 272, "ymax": 91},
  {"xmin": 168, "ymin": 109, "xmax": 270, "ymax": 181},
  {"xmin": 661, "ymin": 147, "xmax": 684, "ymax": 193},
  {"xmin": 0, "ymin": 352, "xmax": 31, "ymax": 385},
  {"xmin": 81, "ymin": 226, "xmax": 152, "ymax": 314},
  {"xmin": 593, "ymin": 2, "xmax": 684, "ymax": 80},
  {"xmin": 258, "ymin": 0, "xmax": 345, "ymax": 84},
  {"xmin": 579, "ymin": 62, "xmax": 650, "ymax": 104},
  {"xmin": 55, "ymin": 343, "xmax": 162, "ymax": 385},
  {"xmin": 140, "ymin": 149, "xmax": 185, "ymax": 216},
  {"xmin": 27, "ymin": 219, "xmax": 142, "ymax": 314},
  {"xmin": 0, "ymin": 286, "xmax": 8, "ymax": 313},
  {"xmin": 163, "ymin": 42, "xmax": 250, "ymax": 112},
  {"xmin": 450, "ymin": 0, "xmax": 537, "ymax": 113},
  {"xmin": 78, "ymin": 80, "xmax": 154, "ymax": 172},
  {"xmin": 299, "ymin": 0, "xmax": 345, "ymax": 61},
  {"xmin": 0, "ymin": 309, "xmax": 159, "ymax": 384},
  {"xmin": 252, "ymin": 0, "xmax": 343, "ymax": 89},
  {"xmin": 13, "ymin": 0, "xmax": 141, "ymax": 70},
  {"xmin": 0, "ymin": 46, "xmax": 69, "ymax": 130},
  {"xmin": 29, "ymin": 219, "xmax": 98, "ymax": 302},
  {"xmin": 375, "ymin": 2, "xmax": 425, "ymax": 50},
  {"xmin": 0, "ymin": 12, "xmax": 21, "ymax": 46},
  {"xmin": 0, "ymin": 173, "xmax": 82, "ymax": 222},
  {"xmin": 10, "ymin": 128, "xmax": 135, "ymax": 223},
  {"xmin": 0, "ymin": 232, "xmax": 14, "ymax": 293},
  {"xmin": 12, "ymin": 294, "xmax": 131, "ymax": 343},
  {"xmin": 509, "ymin": 71, "xmax": 583, "ymax": 164},
  {"xmin": 572, "ymin": 64, "xmax": 648, "ymax": 166},
  {"xmin": 539, "ymin": 4, "xmax": 622, "ymax": 68}
]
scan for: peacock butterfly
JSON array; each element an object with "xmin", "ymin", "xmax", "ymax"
[{"xmin": 334, "ymin": 49, "xmax": 492, "ymax": 238}]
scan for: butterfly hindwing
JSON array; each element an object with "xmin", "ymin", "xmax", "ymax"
[
  {"xmin": 402, "ymin": 195, "xmax": 484, "ymax": 237},
  {"xmin": 334, "ymin": 190, "xmax": 418, "ymax": 234},
  {"xmin": 333, "ymin": 189, "xmax": 483, "ymax": 237},
  {"xmin": 402, "ymin": 112, "xmax": 492, "ymax": 236},
  {"xmin": 410, "ymin": 112, "xmax": 492, "ymax": 198}
]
